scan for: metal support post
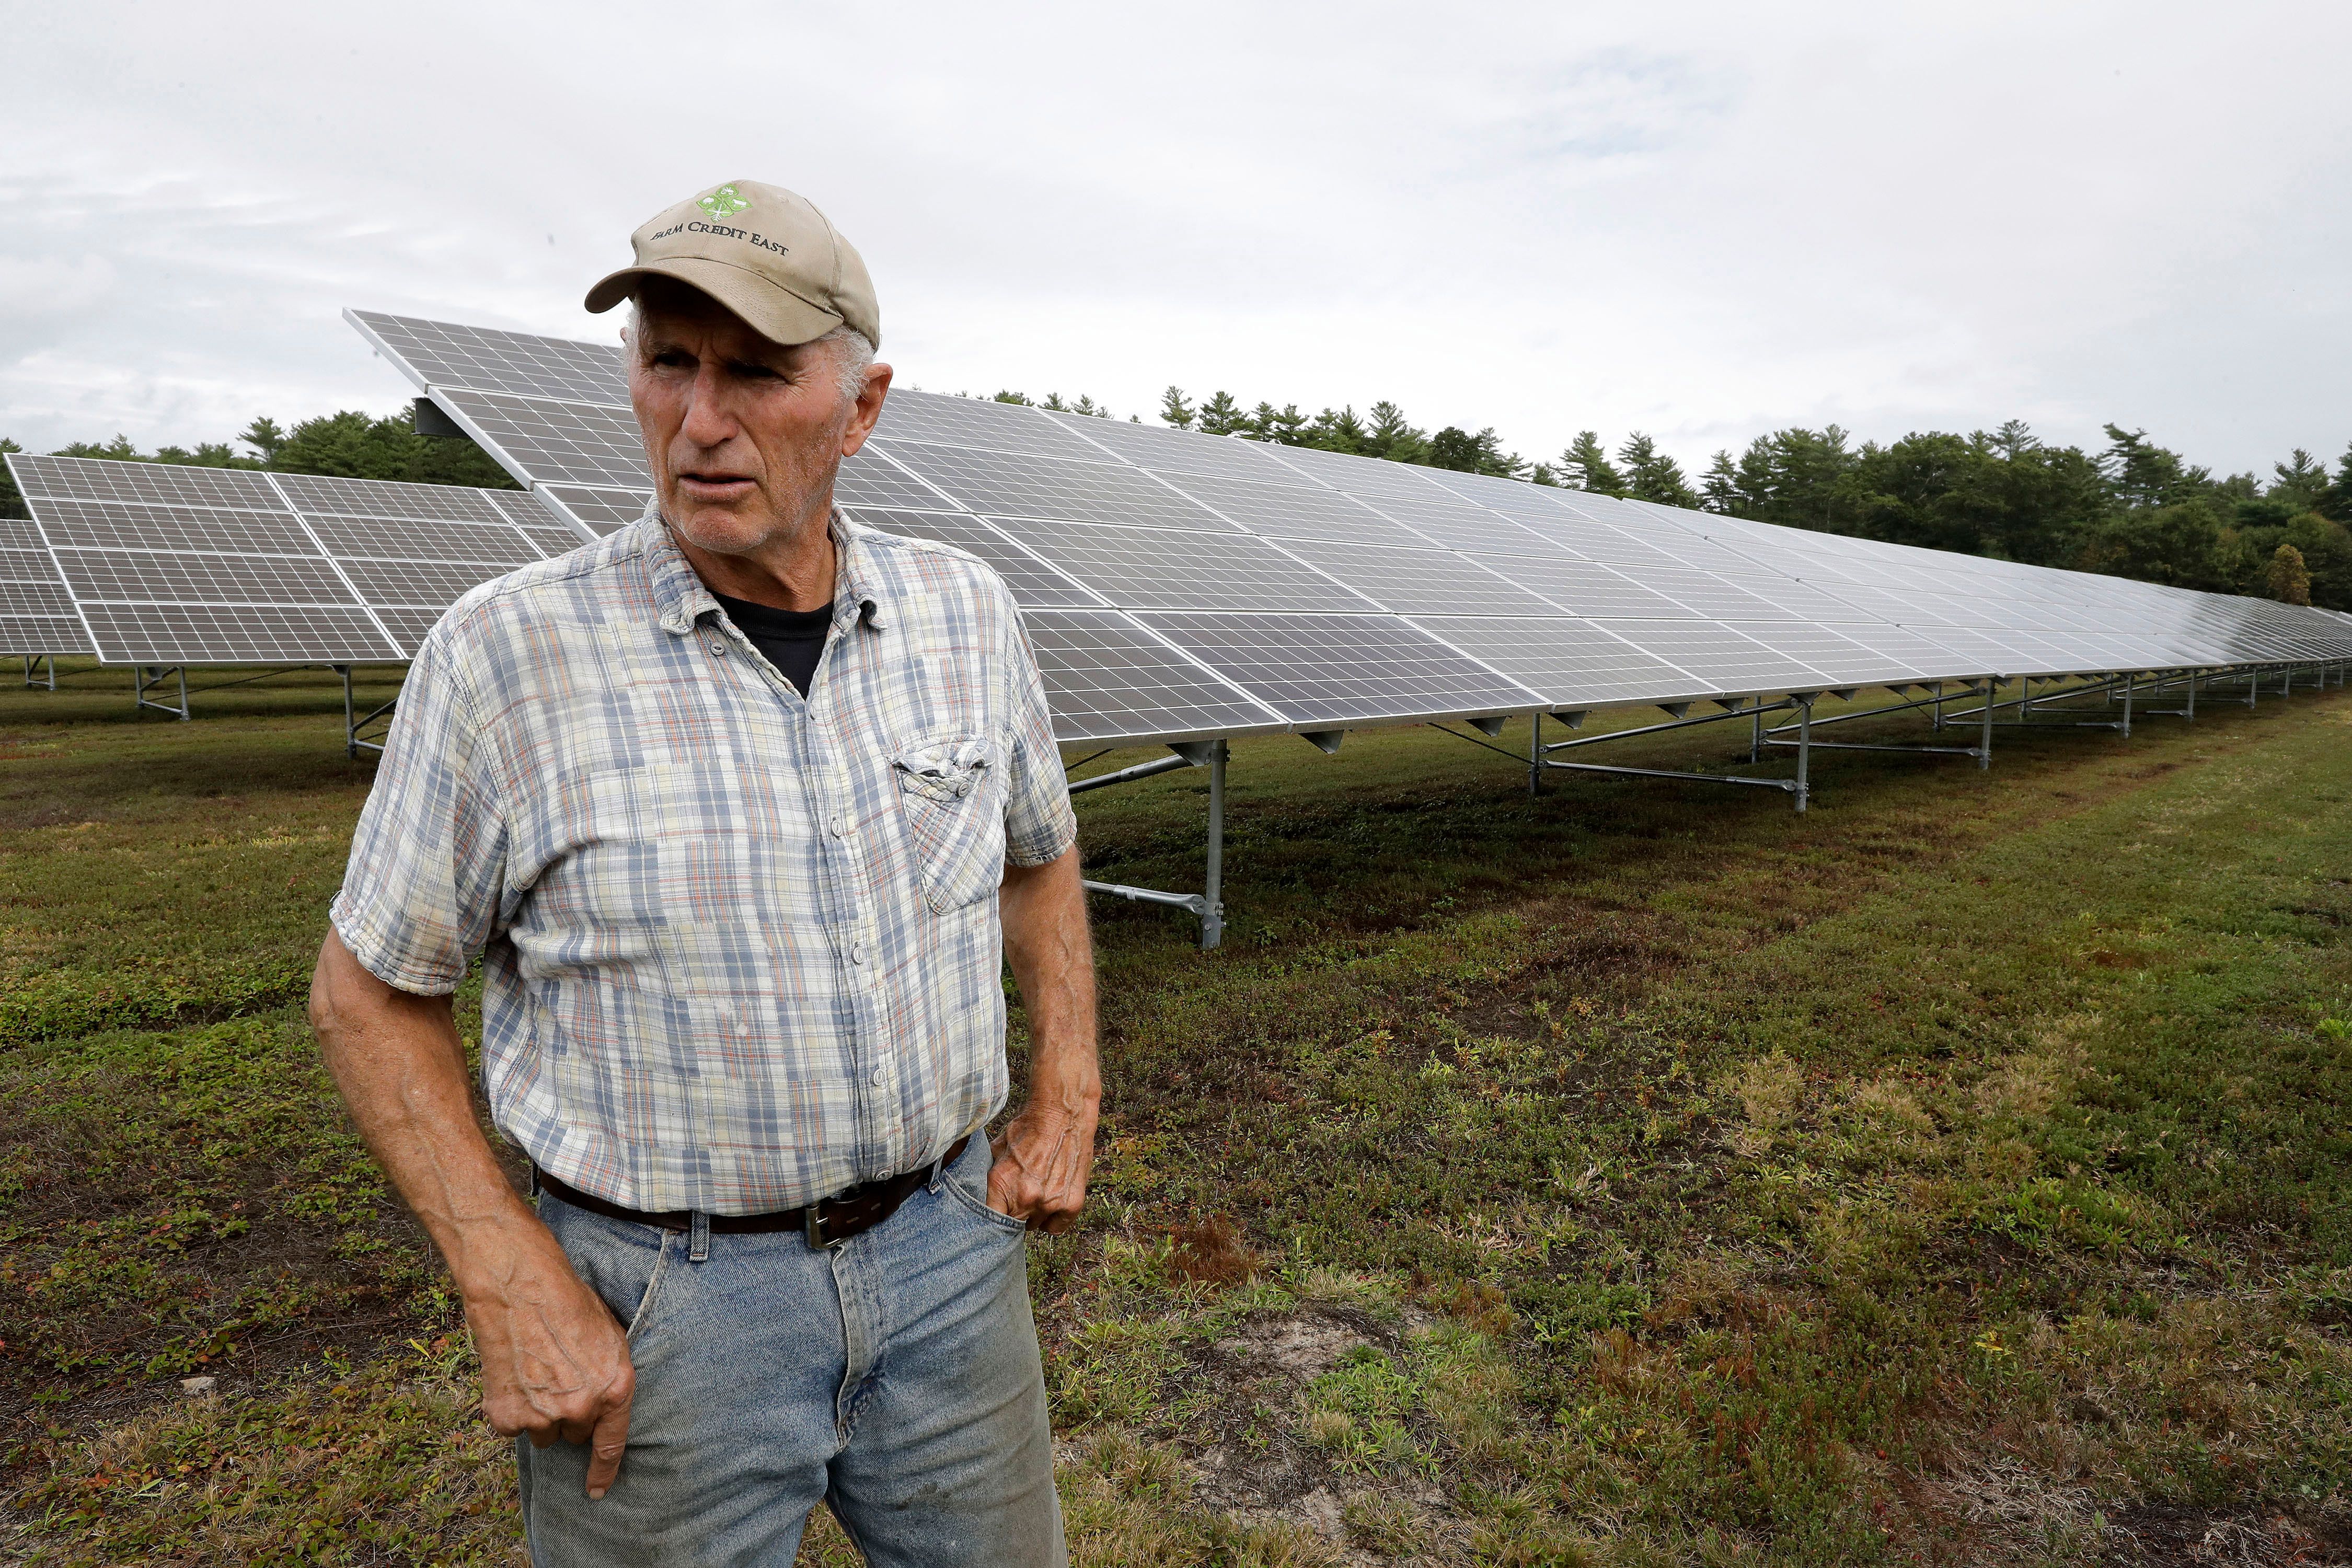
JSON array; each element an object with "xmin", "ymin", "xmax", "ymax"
[
  {"xmin": 1202, "ymin": 739, "xmax": 1226, "ymax": 950},
  {"xmin": 338, "ymin": 666, "xmax": 401, "ymax": 757},
  {"xmin": 1931, "ymin": 681, "xmax": 1944, "ymax": 732},
  {"xmin": 1750, "ymin": 700, "xmax": 1762, "ymax": 763},
  {"xmin": 1978, "ymin": 679, "xmax": 1993, "ymax": 769},
  {"xmin": 2120, "ymin": 672, "xmax": 2134, "ymax": 738},
  {"xmin": 1793, "ymin": 698, "xmax": 1812, "ymax": 814},
  {"xmin": 2282, "ymin": 666, "xmax": 2293, "ymax": 698},
  {"xmin": 22, "ymin": 654, "xmax": 56, "ymax": 690},
  {"xmin": 1529, "ymin": 711, "xmax": 1542, "ymax": 796},
  {"xmin": 1073, "ymin": 739, "xmax": 1228, "ymax": 950},
  {"xmin": 134, "ymin": 665, "xmax": 190, "ymax": 721},
  {"xmin": 2186, "ymin": 670, "xmax": 2196, "ymax": 720}
]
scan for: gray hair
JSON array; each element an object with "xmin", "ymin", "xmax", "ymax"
[{"xmin": 623, "ymin": 299, "xmax": 874, "ymax": 407}]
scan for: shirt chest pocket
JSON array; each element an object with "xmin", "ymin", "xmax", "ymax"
[{"xmin": 891, "ymin": 733, "xmax": 1008, "ymax": 914}]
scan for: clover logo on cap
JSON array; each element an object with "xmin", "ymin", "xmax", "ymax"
[{"xmin": 697, "ymin": 185, "xmax": 752, "ymax": 217}]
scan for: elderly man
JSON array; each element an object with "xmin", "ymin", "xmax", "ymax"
[{"xmin": 310, "ymin": 180, "xmax": 1097, "ymax": 1565}]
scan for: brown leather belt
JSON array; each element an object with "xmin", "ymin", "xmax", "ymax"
[{"xmin": 534, "ymin": 1136, "xmax": 969, "ymax": 1250}]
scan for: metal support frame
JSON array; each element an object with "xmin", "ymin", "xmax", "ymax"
[
  {"xmin": 134, "ymin": 665, "xmax": 189, "ymax": 720},
  {"xmin": 340, "ymin": 665, "xmax": 400, "ymax": 758},
  {"xmin": 1531, "ymin": 696, "xmax": 1815, "ymax": 812},
  {"xmin": 1758, "ymin": 680, "xmax": 1995, "ymax": 766},
  {"xmin": 21, "ymin": 654, "xmax": 56, "ymax": 690},
  {"xmin": 1074, "ymin": 739, "xmax": 1228, "ymax": 950}
]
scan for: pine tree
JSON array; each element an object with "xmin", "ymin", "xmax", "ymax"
[
  {"xmin": 1362, "ymin": 402, "xmax": 1427, "ymax": 464},
  {"xmin": 1158, "ymin": 387, "xmax": 1196, "ymax": 429},
  {"xmin": 1617, "ymin": 434, "xmax": 1698, "ymax": 508},
  {"xmin": 1252, "ymin": 402, "xmax": 1310, "ymax": 445},
  {"xmin": 239, "ymin": 417, "xmax": 287, "ymax": 463},
  {"xmin": 2269, "ymin": 448, "xmax": 2330, "ymax": 513},
  {"xmin": 1558, "ymin": 431, "xmax": 1626, "ymax": 495},
  {"xmin": 1040, "ymin": 393, "xmax": 1070, "ymax": 412},
  {"xmin": 1306, "ymin": 405, "xmax": 1369, "ymax": 456},
  {"xmin": 2266, "ymin": 541, "xmax": 2313, "ymax": 605},
  {"xmin": 2322, "ymin": 441, "xmax": 2352, "ymax": 523},
  {"xmin": 1699, "ymin": 451, "xmax": 1745, "ymax": 514},
  {"xmin": 1196, "ymin": 391, "xmax": 1249, "ymax": 436},
  {"xmin": 992, "ymin": 390, "xmax": 1032, "ymax": 406},
  {"xmin": 1070, "ymin": 395, "xmax": 1108, "ymax": 419}
]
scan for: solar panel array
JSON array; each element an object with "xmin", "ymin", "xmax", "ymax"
[
  {"xmin": 343, "ymin": 309, "xmax": 2352, "ymax": 745},
  {"xmin": 4, "ymin": 455, "xmax": 590, "ymax": 665}
]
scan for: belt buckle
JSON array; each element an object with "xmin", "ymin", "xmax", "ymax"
[{"xmin": 805, "ymin": 1200, "xmax": 844, "ymax": 1250}]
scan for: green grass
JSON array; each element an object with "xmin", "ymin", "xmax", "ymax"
[{"xmin": 4, "ymin": 664, "xmax": 2350, "ymax": 1564}]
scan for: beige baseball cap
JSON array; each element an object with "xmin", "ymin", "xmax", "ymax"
[{"xmin": 584, "ymin": 179, "xmax": 881, "ymax": 349}]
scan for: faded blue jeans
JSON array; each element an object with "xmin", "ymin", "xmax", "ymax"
[{"xmin": 517, "ymin": 1135, "xmax": 1067, "ymax": 1565}]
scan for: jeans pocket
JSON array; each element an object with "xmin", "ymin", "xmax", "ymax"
[
  {"xmin": 542, "ymin": 1195, "xmax": 676, "ymax": 1341},
  {"xmin": 941, "ymin": 1168, "xmax": 1029, "ymax": 1236}
]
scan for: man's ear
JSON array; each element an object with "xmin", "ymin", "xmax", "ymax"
[{"xmin": 842, "ymin": 363, "xmax": 894, "ymax": 457}]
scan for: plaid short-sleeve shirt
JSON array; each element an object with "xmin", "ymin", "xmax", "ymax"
[{"xmin": 330, "ymin": 509, "xmax": 1078, "ymax": 1214}]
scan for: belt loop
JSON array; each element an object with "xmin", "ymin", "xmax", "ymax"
[{"xmin": 689, "ymin": 1210, "xmax": 711, "ymax": 1264}]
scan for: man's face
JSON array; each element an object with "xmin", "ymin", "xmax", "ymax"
[{"xmin": 626, "ymin": 286, "xmax": 887, "ymax": 557}]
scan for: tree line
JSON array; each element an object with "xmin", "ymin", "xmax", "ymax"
[
  {"xmin": 0, "ymin": 410, "xmax": 517, "ymax": 520},
  {"xmin": 9, "ymin": 389, "xmax": 2349, "ymax": 612},
  {"xmin": 1133, "ymin": 385, "xmax": 2351, "ymax": 611}
]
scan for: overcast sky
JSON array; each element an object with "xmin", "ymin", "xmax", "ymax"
[{"xmin": 3, "ymin": 1, "xmax": 2345, "ymax": 481}]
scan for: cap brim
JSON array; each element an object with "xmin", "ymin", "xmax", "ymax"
[{"xmin": 583, "ymin": 258, "xmax": 845, "ymax": 348}]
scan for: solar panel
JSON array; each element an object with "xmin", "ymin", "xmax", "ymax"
[
  {"xmin": 345, "ymin": 312, "xmax": 2352, "ymax": 750},
  {"xmin": 1265, "ymin": 538, "xmax": 1563, "ymax": 616},
  {"xmin": 838, "ymin": 509, "xmax": 1103, "ymax": 609},
  {"xmin": 977, "ymin": 516, "xmax": 1373, "ymax": 613},
  {"xmin": 871, "ymin": 441, "xmax": 1241, "ymax": 533},
  {"xmin": 0, "ymin": 517, "xmax": 93, "ymax": 656},
  {"xmin": 1021, "ymin": 608, "xmax": 1286, "ymax": 743},
  {"xmin": 1139, "ymin": 470, "xmax": 1433, "ymax": 548},
  {"xmin": 1138, "ymin": 611, "xmax": 1540, "ymax": 725},
  {"xmin": 1406, "ymin": 616, "xmax": 1704, "ymax": 706},
  {"xmin": 6, "ymin": 455, "xmax": 584, "ymax": 664}
]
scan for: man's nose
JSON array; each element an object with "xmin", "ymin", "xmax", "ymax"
[{"xmin": 678, "ymin": 364, "xmax": 739, "ymax": 448}]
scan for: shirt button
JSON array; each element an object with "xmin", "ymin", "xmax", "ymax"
[
  {"xmin": 849, "ymin": 942, "xmax": 866, "ymax": 964},
  {"xmin": 706, "ymin": 639, "xmax": 725, "ymax": 658},
  {"xmin": 870, "ymin": 1066, "xmax": 885, "ymax": 1087},
  {"xmin": 829, "ymin": 815, "xmax": 846, "ymax": 838}
]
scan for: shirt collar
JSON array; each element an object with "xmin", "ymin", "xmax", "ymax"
[{"xmin": 642, "ymin": 500, "xmax": 888, "ymax": 636}]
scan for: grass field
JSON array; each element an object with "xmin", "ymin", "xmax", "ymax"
[{"xmin": 4, "ymin": 659, "xmax": 2350, "ymax": 1565}]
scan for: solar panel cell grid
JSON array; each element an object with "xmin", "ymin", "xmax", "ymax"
[
  {"xmin": 874, "ymin": 392, "xmax": 1118, "ymax": 462},
  {"xmin": 1020, "ymin": 608, "xmax": 1283, "ymax": 742},
  {"xmin": 535, "ymin": 485, "xmax": 650, "ymax": 534},
  {"xmin": 305, "ymin": 516, "xmax": 543, "ymax": 568},
  {"xmin": 1471, "ymin": 555, "xmax": 1739, "ymax": 620},
  {"xmin": 341, "ymin": 559, "xmax": 527, "ymax": 608},
  {"xmin": 981, "ymin": 516, "xmax": 1371, "ymax": 613},
  {"xmin": 27, "ymin": 499, "xmax": 322, "ymax": 557},
  {"xmin": 79, "ymin": 603, "xmax": 399, "ymax": 664},
  {"xmin": 1046, "ymin": 414, "xmax": 1305, "ymax": 481},
  {"xmin": 1367, "ymin": 504, "xmax": 1576, "ymax": 558},
  {"xmin": 1593, "ymin": 620, "xmax": 1831, "ymax": 693},
  {"xmin": 1405, "ymin": 616, "xmax": 1702, "ymax": 705},
  {"xmin": 873, "ymin": 442, "xmax": 1240, "ymax": 533},
  {"xmin": 839, "ymin": 509, "xmax": 1103, "ymax": 609},
  {"xmin": 836, "ymin": 448, "xmax": 956, "ymax": 511},
  {"xmin": 0, "ymin": 579, "xmax": 77, "ymax": 618},
  {"xmin": 434, "ymin": 390, "xmax": 654, "ymax": 489},
  {"xmin": 1268, "ymin": 538, "xmax": 1563, "ymax": 617},
  {"xmin": 351, "ymin": 310, "xmax": 629, "ymax": 405},
  {"xmin": 1143, "ymin": 471, "xmax": 1431, "ymax": 547},
  {"xmin": 1140, "ymin": 611, "xmax": 1539, "ymax": 724},
  {"xmin": 51, "ymin": 550, "xmax": 361, "ymax": 606},
  {"xmin": 0, "ymin": 615, "xmax": 90, "ymax": 656},
  {"xmin": 9, "ymin": 454, "xmax": 286, "ymax": 510}
]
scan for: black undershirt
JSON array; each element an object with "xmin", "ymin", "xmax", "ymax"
[{"xmin": 712, "ymin": 593, "xmax": 833, "ymax": 698}]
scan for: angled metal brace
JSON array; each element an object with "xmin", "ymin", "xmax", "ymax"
[{"xmin": 1071, "ymin": 738, "xmax": 1228, "ymax": 950}]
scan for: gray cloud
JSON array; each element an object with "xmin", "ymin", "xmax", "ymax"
[{"xmin": 3, "ymin": 0, "xmax": 2346, "ymax": 477}]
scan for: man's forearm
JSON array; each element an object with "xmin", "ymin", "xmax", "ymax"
[
  {"xmin": 308, "ymin": 930, "xmax": 538, "ymax": 1285},
  {"xmin": 1000, "ymin": 847, "xmax": 1101, "ymax": 1106}
]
